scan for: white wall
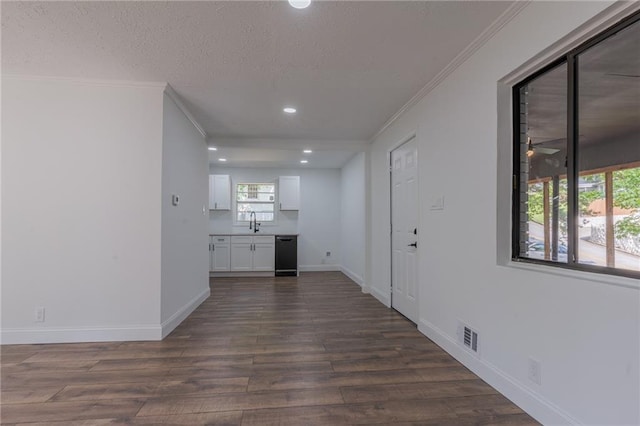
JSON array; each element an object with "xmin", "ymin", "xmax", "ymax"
[
  {"xmin": 209, "ymin": 167, "xmax": 341, "ymax": 270},
  {"xmin": 368, "ymin": 2, "xmax": 639, "ymax": 425},
  {"xmin": 1, "ymin": 77, "xmax": 164, "ymax": 343},
  {"xmin": 340, "ymin": 153, "xmax": 366, "ymax": 286},
  {"xmin": 160, "ymin": 93, "xmax": 210, "ymax": 335}
]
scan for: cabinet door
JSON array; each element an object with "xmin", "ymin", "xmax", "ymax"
[
  {"xmin": 230, "ymin": 243, "xmax": 253, "ymax": 271},
  {"xmin": 212, "ymin": 236, "xmax": 231, "ymax": 271},
  {"xmin": 209, "ymin": 175, "xmax": 231, "ymax": 210},
  {"xmin": 278, "ymin": 176, "xmax": 300, "ymax": 211},
  {"xmin": 252, "ymin": 240, "xmax": 275, "ymax": 271}
]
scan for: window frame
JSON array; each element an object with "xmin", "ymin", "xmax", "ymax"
[
  {"xmin": 234, "ymin": 182, "xmax": 277, "ymax": 225},
  {"xmin": 511, "ymin": 11, "xmax": 640, "ymax": 279}
]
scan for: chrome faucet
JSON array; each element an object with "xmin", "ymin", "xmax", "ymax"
[{"xmin": 249, "ymin": 211, "xmax": 260, "ymax": 233}]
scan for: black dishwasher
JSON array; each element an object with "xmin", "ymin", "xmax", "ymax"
[{"xmin": 275, "ymin": 235, "xmax": 298, "ymax": 276}]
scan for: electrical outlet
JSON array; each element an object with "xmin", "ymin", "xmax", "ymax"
[
  {"xmin": 35, "ymin": 307, "xmax": 45, "ymax": 323},
  {"xmin": 528, "ymin": 357, "xmax": 542, "ymax": 385},
  {"xmin": 326, "ymin": 251, "xmax": 331, "ymax": 257}
]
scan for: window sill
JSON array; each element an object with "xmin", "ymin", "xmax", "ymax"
[
  {"xmin": 233, "ymin": 222, "xmax": 277, "ymax": 228},
  {"xmin": 505, "ymin": 259, "xmax": 639, "ymax": 291}
]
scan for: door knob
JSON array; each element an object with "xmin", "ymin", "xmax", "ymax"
[{"xmin": 408, "ymin": 242, "xmax": 417, "ymax": 248}]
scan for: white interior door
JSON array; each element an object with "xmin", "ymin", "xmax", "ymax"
[{"xmin": 391, "ymin": 136, "xmax": 419, "ymax": 323}]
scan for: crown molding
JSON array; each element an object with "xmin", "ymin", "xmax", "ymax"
[
  {"xmin": 1, "ymin": 74, "xmax": 167, "ymax": 89},
  {"xmin": 164, "ymin": 84, "xmax": 207, "ymax": 139},
  {"xmin": 369, "ymin": 0, "xmax": 531, "ymax": 143}
]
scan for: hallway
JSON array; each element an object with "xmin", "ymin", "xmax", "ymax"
[{"xmin": 1, "ymin": 272, "xmax": 537, "ymax": 424}]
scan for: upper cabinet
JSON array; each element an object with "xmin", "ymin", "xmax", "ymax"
[
  {"xmin": 209, "ymin": 175, "xmax": 231, "ymax": 210},
  {"xmin": 278, "ymin": 176, "xmax": 300, "ymax": 211}
]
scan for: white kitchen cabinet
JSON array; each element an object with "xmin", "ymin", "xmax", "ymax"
[
  {"xmin": 278, "ymin": 176, "xmax": 300, "ymax": 211},
  {"xmin": 210, "ymin": 235, "xmax": 231, "ymax": 271},
  {"xmin": 230, "ymin": 236, "xmax": 253, "ymax": 271},
  {"xmin": 230, "ymin": 235, "xmax": 274, "ymax": 272},
  {"xmin": 209, "ymin": 175, "xmax": 231, "ymax": 210},
  {"xmin": 252, "ymin": 236, "xmax": 276, "ymax": 271}
]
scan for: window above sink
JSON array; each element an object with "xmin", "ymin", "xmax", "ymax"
[{"xmin": 236, "ymin": 182, "xmax": 276, "ymax": 223}]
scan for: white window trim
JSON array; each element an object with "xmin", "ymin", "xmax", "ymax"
[{"xmin": 496, "ymin": 1, "xmax": 640, "ymax": 290}]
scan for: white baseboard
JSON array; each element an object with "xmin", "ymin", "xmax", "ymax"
[
  {"xmin": 340, "ymin": 265, "xmax": 364, "ymax": 287},
  {"xmin": 298, "ymin": 264, "xmax": 341, "ymax": 272},
  {"xmin": 417, "ymin": 319, "xmax": 581, "ymax": 426},
  {"xmin": 0, "ymin": 287, "xmax": 211, "ymax": 345},
  {"xmin": 0, "ymin": 325, "xmax": 162, "ymax": 345},
  {"xmin": 369, "ymin": 285, "xmax": 391, "ymax": 307},
  {"xmin": 161, "ymin": 287, "xmax": 210, "ymax": 339}
]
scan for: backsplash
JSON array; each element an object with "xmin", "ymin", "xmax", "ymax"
[{"xmin": 209, "ymin": 209, "xmax": 299, "ymax": 235}]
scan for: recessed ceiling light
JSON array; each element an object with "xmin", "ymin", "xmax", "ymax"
[
  {"xmin": 300, "ymin": 160, "xmax": 308, "ymax": 164},
  {"xmin": 208, "ymin": 147, "xmax": 217, "ymax": 151},
  {"xmin": 303, "ymin": 149, "xmax": 312, "ymax": 154},
  {"xmin": 288, "ymin": 0, "xmax": 311, "ymax": 9},
  {"xmin": 283, "ymin": 107, "xmax": 297, "ymax": 114},
  {"xmin": 218, "ymin": 158, "xmax": 227, "ymax": 162}
]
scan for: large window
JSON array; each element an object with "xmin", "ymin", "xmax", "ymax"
[
  {"xmin": 513, "ymin": 13, "xmax": 640, "ymax": 277},
  {"xmin": 236, "ymin": 183, "xmax": 276, "ymax": 223}
]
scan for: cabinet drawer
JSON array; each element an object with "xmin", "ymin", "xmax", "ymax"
[
  {"xmin": 253, "ymin": 235, "xmax": 275, "ymax": 244},
  {"xmin": 231, "ymin": 235, "xmax": 253, "ymax": 244},
  {"xmin": 212, "ymin": 235, "xmax": 230, "ymax": 243}
]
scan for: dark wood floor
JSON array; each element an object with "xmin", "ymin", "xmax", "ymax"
[{"xmin": 1, "ymin": 272, "xmax": 538, "ymax": 425}]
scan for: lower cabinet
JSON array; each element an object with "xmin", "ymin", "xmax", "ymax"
[
  {"xmin": 230, "ymin": 237, "xmax": 252, "ymax": 271},
  {"xmin": 252, "ymin": 237, "xmax": 276, "ymax": 271},
  {"xmin": 210, "ymin": 235, "xmax": 231, "ymax": 272},
  {"xmin": 230, "ymin": 235, "xmax": 275, "ymax": 272}
]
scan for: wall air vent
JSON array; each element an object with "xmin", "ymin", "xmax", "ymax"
[
  {"xmin": 462, "ymin": 325, "xmax": 479, "ymax": 353},
  {"xmin": 457, "ymin": 320, "xmax": 480, "ymax": 356}
]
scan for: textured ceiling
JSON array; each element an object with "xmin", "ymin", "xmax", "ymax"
[{"xmin": 2, "ymin": 1, "xmax": 513, "ymax": 167}]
